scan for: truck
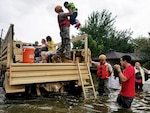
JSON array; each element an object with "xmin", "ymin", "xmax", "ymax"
[{"xmin": 0, "ymin": 24, "xmax": 97, "ymax": 100}]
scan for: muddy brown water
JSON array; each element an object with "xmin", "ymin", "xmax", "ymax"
[{"xmin": 0, "ymin": 88, "xmax": 150, "ymax": 113}]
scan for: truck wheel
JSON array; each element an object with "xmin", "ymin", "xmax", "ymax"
[
  {"xmin": 1, "ymin": 73, "xmax": 5, "ymax": 91},
  {"xmin": 0, "ymin": 72, "xmax": 5, "ymax": 87}
]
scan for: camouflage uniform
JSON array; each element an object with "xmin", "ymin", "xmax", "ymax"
[
  {"xmin": 57, "ymin": 12, "xmax": 71, "ymax": 59},
  {"xmin": 57, "ymin": 27, "xmax": 71, "ymax": 59}
]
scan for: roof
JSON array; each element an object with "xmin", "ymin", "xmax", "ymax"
[
  {"xmin": 106, "ymin": 52, "xmax": 123, "ymax": 59},
  {"xmin": 92, "ymin": 52, "xmax": 141, "ymax": 61}
]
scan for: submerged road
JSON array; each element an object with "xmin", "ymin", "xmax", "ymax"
[{"xmin": 0, "ymin": 88, "xmax": 150, "ymax": 113}]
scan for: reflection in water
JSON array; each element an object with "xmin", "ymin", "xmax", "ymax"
[{"xmin": 0, "ymin": 89, "xmax": 150, "ymax": 113}]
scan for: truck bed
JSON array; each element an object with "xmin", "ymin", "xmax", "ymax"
[{"xmin": 9, "ymin": 63, "xmax": 89, "ymax": 85}]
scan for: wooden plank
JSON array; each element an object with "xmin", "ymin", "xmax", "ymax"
[
  {"xmin": 10, "ymin": 64, "xmax": 89, "ymax": 77},
  {"xmin": 11, "ymin": 65, "xmax": 78, "ymax": 71},
  {"xmin": 5, "ymin": 72, "xmax": 25, "ymax": 93},
  {"xmin": 7, "ymin": 43, "xmax": 11, "ymax": 68},
  {"xmin": 10, "ymin": 74, "xmax": 89, "ymax": 85},
  {"xmin": 11, "ymin": 63, "xmax": 78, "ymax": 66},
  {"xmin": 10, "ymin": 63, "xmax": 88, "ymax": 71},
  {"xmin": 11, "ymin": 70, "xmax": 88, "ymax": 77},
  {"xmin": 84, "ymin": 35, "xmax": 88, "ymax": 62},
  {"xmin": 1, "ymin": 54, "xmax": 7, "ymax": 61},
  {"xmin": 11, "ymin": 69, "xmax": 79, "ymax": 77},
  {"xmin": 1, "ymin": 48, "xmax": 7, "ymax": 56},
  {"xmin": 6, "ymin": 85, "xmax": 25, "ymax": 93}
]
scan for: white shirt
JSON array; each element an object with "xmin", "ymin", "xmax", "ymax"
[{"xmin": 148, "ymin": 70, "xmax": 150, "ymax": 74}]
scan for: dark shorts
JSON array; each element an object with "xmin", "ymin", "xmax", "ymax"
[{"xmin": 117, "ymin": 94, "xmax": 134, "ymax": 108}]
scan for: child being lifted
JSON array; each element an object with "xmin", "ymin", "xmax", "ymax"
[{"xmin": 64, "ymin": 1, "xmax": 81, "ymax": 29}]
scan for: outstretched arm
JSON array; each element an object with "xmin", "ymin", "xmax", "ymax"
[
  {"xmin": 91, "ymin": 61, "xmax": 99, "ymax": 67},
  {"xmin": 143, "ymin": 68, "xmax": 150, "ymax": 74}
]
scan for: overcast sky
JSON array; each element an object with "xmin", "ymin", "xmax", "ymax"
[{"xmin": 0, "ymin": 0, "xmax": 150, "ymax": 44}]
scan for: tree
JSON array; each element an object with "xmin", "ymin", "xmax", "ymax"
[
  {"xmin": 131, "ymin": 37, "xmax": 150, "ymax": 68},
  {"xmin": 73, "ymin": 9, "xmax": 134, "ymax": 57},
  {"xmin": 104, "ymin": 29, "xmax": 134, "ymax": 53}
]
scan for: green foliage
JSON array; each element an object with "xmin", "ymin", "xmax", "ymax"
[
  {"xmin": 131, "ymin": 37, "xmax": 150, "ymax": 68},
  {"xmin": 104, "ymin": 29, "xmax": 134, "ymax": 53},
  {"xmin": 132, "ymin": 37, "xmax": 150, "ymax": 53},
  {"xmin": 72, "ymin": 40, "xmax": 84, "ymax": 49},
  {"xmin": 74, "ymin": 9, "xmax": 134, "ymax": 56},
  {"xmin": 81, "ymin": 10, "xmax": 115, "ymax": 44},
  {"xmin": 88, "ymin": 35, "xmax": 103, "ymax": 57}
]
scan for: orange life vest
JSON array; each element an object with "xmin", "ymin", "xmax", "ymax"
[
  {"xmin": 58, "ymin": 15, "xmax": 70, "ymax": 30},
  {"xmin": 97, "ymin": 62, "xmax": 110, "ymax": 79}
]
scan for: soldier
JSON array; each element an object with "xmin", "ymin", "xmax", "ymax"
[{"xmin": 54, "ymin": 5, "xmax": 72, "ymax": 61}]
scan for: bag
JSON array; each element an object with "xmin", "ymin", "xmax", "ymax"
[
  {"xmin": 136, "ymin": 72, "xmax": 142, "ymax": 79},
  {"xmin": 108, "ymin": 75, "xmax": 121, "ymax": 90}
]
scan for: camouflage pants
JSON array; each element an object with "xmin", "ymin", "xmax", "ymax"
[{"xmin": 57, "ymin": 27, "xmax": 71, "ymax": 59}]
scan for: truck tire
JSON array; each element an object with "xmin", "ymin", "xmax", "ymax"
[
  {"xmin": 0, "ymin": 70, "xmax": 2, "ymax": 87},
  {"xmin": 1, "ymin": 73, "xmax": 5, "ymax": 90}
]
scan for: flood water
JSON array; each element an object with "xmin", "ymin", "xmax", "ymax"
[{"xmin": 0, "ymin": 88, "xmax": 150, "ymax": 113}]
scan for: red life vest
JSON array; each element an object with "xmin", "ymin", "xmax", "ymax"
[
  {"xmin": 58, "ymin": 14, "xmax": 70, "ymax": 30},
  {"xmin": 97, "ymin": 62, "xmax": 110, "ymax": 79}
]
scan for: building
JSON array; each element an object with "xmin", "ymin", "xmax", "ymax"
[{"xmin": 92, "ymin": 52, "xmax": 141, "ymax": 66}]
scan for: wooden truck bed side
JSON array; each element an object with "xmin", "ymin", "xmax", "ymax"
[
  {"xmin": 5, "ymin": 63, "xmax": 90, "ymax": 93},
  {"xmin": 0, "ymin": 24, "xmax": 14, "ymax": 67},
  {"xmin": 9, "ymin": 63, "xmax": 89, "ymax": 85}
]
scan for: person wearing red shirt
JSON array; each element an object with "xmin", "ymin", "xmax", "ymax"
[{"xmin": 114, "ymin": 55, "xmax": 135, "ymax": 108}]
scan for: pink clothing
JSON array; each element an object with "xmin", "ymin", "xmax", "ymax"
[{"xmin": 136, "ymin": 79, "xmax": 142, "ymax": 83}]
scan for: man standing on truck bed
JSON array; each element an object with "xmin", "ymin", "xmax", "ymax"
[{"xmin": 54, "ymin": 5, "xmax": 72, "ymax": 61}]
